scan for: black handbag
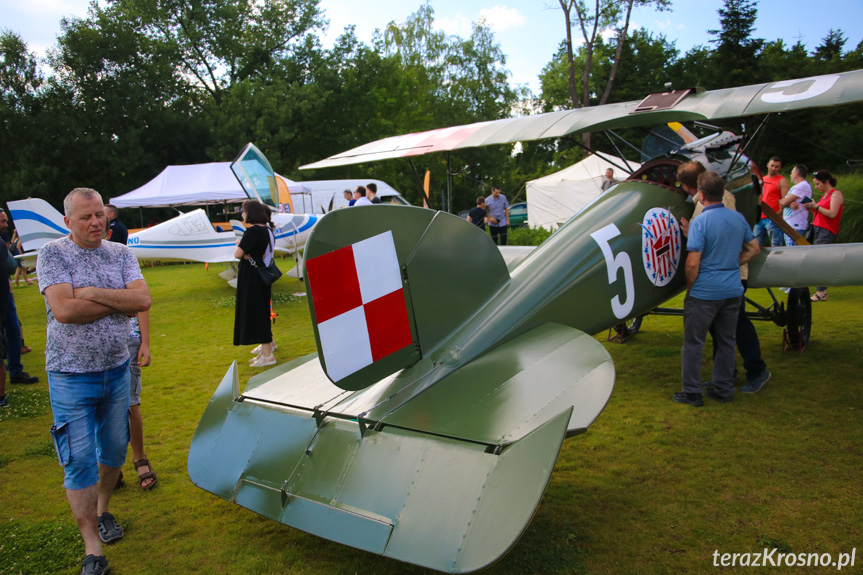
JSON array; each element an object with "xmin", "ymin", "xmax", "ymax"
[
  {"xmin": 249, "ymin": 256, "xmax": 282, "ymax": 285},
  {"xmin": 248, "ymin": 230, "xmax": 282, "ymax": 285}
]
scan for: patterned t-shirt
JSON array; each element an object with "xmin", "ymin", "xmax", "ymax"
[{"xmin": 37, "ymin": 236, "xmax": 144, "ymax": 372}]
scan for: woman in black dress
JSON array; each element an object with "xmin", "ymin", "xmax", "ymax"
[{"xmin": 233, "ymin": 200, "xmax": 277, "ymax": 366}]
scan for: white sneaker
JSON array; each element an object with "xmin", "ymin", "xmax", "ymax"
[{"xmin": 250, "ymin": 355, "xmax": 276, "ymax": 367}]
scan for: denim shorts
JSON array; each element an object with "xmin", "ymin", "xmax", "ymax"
[{"xmin": 48, "ymin": 360, "xmax": 131, "ymax": 490}]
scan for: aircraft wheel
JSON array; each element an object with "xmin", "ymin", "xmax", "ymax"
[
  {"xmin": 612, "ymin": 315, "xmax": 644, "ymax": 340},
  {"xmin": 785, "ymin": 288, "xmax": 812, "ymax": 350}
]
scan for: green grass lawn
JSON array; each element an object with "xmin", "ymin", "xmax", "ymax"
[{"xmin": 1, "ymin": 261, "xmax": 861, "ymax": 574}]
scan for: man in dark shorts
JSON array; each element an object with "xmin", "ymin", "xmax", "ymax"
[{"xmin": 467, "ymin": 196, "xmax": 488, "ymax": 230}]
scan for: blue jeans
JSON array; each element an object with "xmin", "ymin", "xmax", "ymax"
[
  {"xmin": 4, "ymin": 296, "xmax": 22, "ymax": 376},
  {"xmin": 48, "ymin": 360, "xmax": 131, "ymax": 489},
  {"xmin": 711, "ymin": 281, "xmax": 767, "ymax": 381},
  {"xmin": 682, "ymin": 294, "xmax": 740, "ymax": 396},
  {"xmin": 753, "ymin": 218, "xmax": 784, "ymax": 247}
]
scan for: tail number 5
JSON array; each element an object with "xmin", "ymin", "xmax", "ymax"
[{"xmin": 590, "ymin": 224, "xmax": 634, "ymax": 319}]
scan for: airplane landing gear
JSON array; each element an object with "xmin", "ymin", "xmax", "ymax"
[
  {"xmin": 783, "ymin": 287, "xmax": 812, "ymax": 352},
  {"xmin": 608, "ymin": 315, "xmax": 644, "ymax": 343}
]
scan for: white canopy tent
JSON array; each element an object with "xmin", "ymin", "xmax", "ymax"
[
  {"xmin": 110, "ymin": 162, "xmax": 309, "ymax": 208},
  {"xmin": 290, "ymin": 179, "xmax": 408, "ymax": 214},
  {"xmin": 526, "ymin": 154, "xmax": 641, "ymax": 231}
]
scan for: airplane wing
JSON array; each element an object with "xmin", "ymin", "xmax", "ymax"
[
  {"xmin": 188, "ymin": 205, "xmax": 615, "ymax": 572},
  {"xmin": 300, "ymin": 70, "xmax": 863, "ymax": 170},
  {"xmin": 127, "ymin": 210, "xmax": 238, "ymax": 263},
  {"xmin": 747, "ymin": 244, "xmax": 863, "ymax": 288},
  {"xmin": 8, "ymin": 198, "xmax": 238, "ymax": 264}
]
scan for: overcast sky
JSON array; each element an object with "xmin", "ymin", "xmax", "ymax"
[{"xmin": 3, "ymin": 0, "xmax": 863, "ymax": 93}]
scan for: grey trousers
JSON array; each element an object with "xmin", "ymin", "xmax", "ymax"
[{"xmin": 681, "ymin": 294, "xmax": 741, "ymax": 396}]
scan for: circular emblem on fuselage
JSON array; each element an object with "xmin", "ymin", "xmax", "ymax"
[{"xmin": 640, "ymin": 208, "xmax": 681, "ymax": 287}]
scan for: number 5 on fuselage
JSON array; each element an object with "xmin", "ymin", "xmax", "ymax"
[{"xmin": 590, "ymin": 223, "xmax": 635, "ymax": 320}]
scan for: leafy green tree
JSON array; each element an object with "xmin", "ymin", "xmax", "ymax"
[
  {"xmin": 668, "ymin": 45, "xmax": 712, "ymax": 89},
  {"xmin": 108, "ymin": 0, "xmax": 325, "ymax": 106},
  {"xmin": 554, "ymin": 0, "xmax": 669, "ymax": 149},
  {"xmin": 757, "ymin": 39, "xmax": 811, "ymax": 82},
  {"xmin": 36, "ymin": 5, "xmax": 213, "ymax": 202},
  {"xmin": 298, "ymin": 3, "xmax": 518, "ymax": 212},
  {"xmin": 707, "ymin": 0, "xmax": 763, "ymax": 88},
  {"xmin": 0, "ymin": 31, "xmax": 46, "ymax": 200},
  {"xmin": 813, "ymin": 28, "xmax": 847, "ymax": 63},
  {"xmin": 602, "ymin": 29, "xmax": 678, "ymax": 102}
]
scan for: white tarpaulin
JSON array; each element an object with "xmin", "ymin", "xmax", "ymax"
[
  {"xmin": 290, "ymin": 179, "xmax": 408, "ymax": 214},
  {"xmin": 110, "ymin": 162, "xmax": 308, "ymax": 208},
  {"xmin": 526, "ymin": 154, "xmax": 641, "ymax": 231}
]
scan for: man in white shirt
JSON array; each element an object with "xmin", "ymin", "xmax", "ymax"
[
  {"xmin": 778, "ymin": 164, "xmax": 812, "ymax": 246},
  {"xmin": 352, "ymin": 186, "xmax": 373, "ymax": 206}
]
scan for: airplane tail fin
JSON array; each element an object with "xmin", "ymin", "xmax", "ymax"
[
  {"xmin": 303, "ymin": 205, "xmax": 511, "ymax": 391},
  {"xmin": 229, "ymin": 219, "xmax": 245, "ymax": 241},
  {"xmin": 7, "ymin": 198, "xmax": 69, "ymax": 252}
]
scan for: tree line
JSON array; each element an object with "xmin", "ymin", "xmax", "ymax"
[{"xmin": 2, "ymin": 0, "xmax": 862, "ymax": 214}]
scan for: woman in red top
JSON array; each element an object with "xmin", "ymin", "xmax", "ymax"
[{"xmin": 806, "ymin": 170, "xmax": 844, "ymax": 301}]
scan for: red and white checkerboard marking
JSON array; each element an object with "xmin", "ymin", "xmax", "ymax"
[{"xmin": 306, "ymin": 231, "xmax": 413, "ymax": 382}]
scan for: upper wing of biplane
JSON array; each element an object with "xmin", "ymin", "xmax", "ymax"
[{"xmin": 300, "ymin": 70, "xmax": 863, "ymax": 170}]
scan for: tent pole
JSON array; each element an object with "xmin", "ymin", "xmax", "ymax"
[
  {"xmin": 139, "ymin": 208, "xmax": 144, "ymax": 228},
  {"xmin": 446, "ymin": 152, "xmax": 452, "ymax": 214}
]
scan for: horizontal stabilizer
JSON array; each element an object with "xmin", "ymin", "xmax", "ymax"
[
  {"xmin": 241, "ymin": 323, "xmax": 614, "ymax": 441},
  {"xmin": 747, "ymin": 243, "xmax": 863, "ymax": 288},
  {"xmin": 498, "ymin": 245, "xmax": 535, "ymax": 271},
  {"xmin": 378, "ymin": 323, "xmax": 614, "ymax": 442},
  {"xmin": 14, "ymin": 252, "xmax": 38, "ymax": 268},
  {"xmin": 188, "ymin": 357, "xmax": 574, "ymax": 572}
]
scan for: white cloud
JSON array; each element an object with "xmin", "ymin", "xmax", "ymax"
[
  {"xmin": 436, "ymin": 14, "xmax": 473, "ymax": 37},
  {"xmin": 654, "ymin": 19, "xmax": 672, "ymax": 30},
  {"xmin": 477, "ymin": 6, "xmax": 524, "ymax": 32}
]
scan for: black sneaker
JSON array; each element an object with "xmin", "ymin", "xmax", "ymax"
[
  {"xmin": 672, "ymin": 391, "xmax": 704, "ymax": 407},
  {"xmin": 0, "ymin": 395, "xmax": 8, "ymax": 408},
  {"xmin": 705, "ymin": 389, "xmax": 733, "ymax": 403},
  {"xmin": 97, "ymin": 512, "xmax": 124, "ymax": 544},
  {"xmin": 10, "ymin": 372, "xmax": 38, "ymax": 384},
  {"xmin": 81, "ymin": 554, "xmax": 110, "ymax": 575},
  {"xmin": 741, "ymin": 370, "xmax": 771, "ymax": 393}
]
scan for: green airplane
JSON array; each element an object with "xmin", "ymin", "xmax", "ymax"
[{"xmin": 189, "ymin": 70, "xmax": 863, "ymax": 573}]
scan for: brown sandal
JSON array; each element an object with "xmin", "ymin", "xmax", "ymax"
[{"xmin": 134, "ymin": 457, "xmax": 158, "ymax": 490}]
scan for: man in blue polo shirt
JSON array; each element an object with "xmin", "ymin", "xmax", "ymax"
[{"xmin": 674, "ymin": 171, "xmax": 760, "ymax": 407}]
